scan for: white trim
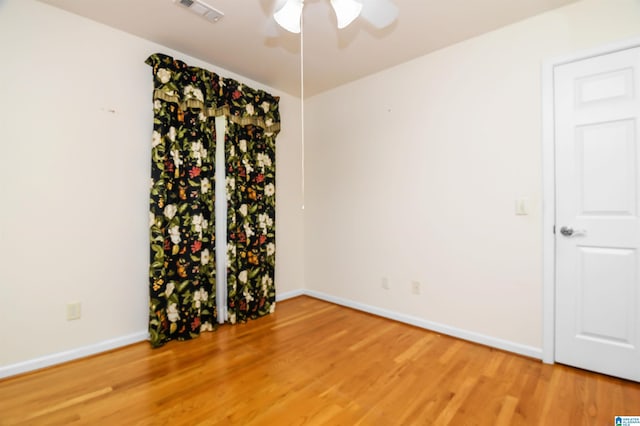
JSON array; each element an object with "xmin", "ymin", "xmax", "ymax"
[
  {"xmin": 276, "ymin": 289, "xmax": 306, "ymax": 301},
  {"xmin": 304, "ymin": 290, "xmax": 543, "ymax": 360},
  {"xmin": 541, "ymin": 58, "xmax": 557, "ymax": 364},
  {"xmin": 215, "ymin": 115, "xmax": 228, "ymax": 324},
  {"xmin": 546, "ymin": 36, "xmax": 640, "ymax": 69},
  {"xmin": 541, "ymin": 35, "xmax": 640, "ymax": 365},
  {"xmin": 1, "ymin": 282, "xmax": 551, "ymax": 379},
  {"xmin": 0, "ymin": 331, "xmax": 148, "ymax": 379}
]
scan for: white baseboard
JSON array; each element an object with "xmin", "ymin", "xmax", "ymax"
[
  {"xmin": 0, "ymin": 331, "xmax": 149, "ymax": 379},
  {"xmin": 303, "ymin": 289, "xmax": 543, "ymax": 360},
  {"xmin": 1, "ymin": 289, "xmax": 543, "ymax": 379},
  {"xmin": 276, "ymin": 289, "xmax": 306, "ymax": 301},
  {"xmin": 0, "ymin": 289, "xmax": 305, "ymax": 379}
]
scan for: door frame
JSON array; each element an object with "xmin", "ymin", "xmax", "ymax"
[{"xmin": 542, "ymin": 36, "xmax": 640, "ymax": 364}]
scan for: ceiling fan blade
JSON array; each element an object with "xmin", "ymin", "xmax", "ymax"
[
  {"xmin": 330, "ymin": 0, "xmax": 363, "ymax": 29},
  {"xmin": 274, "ymin": 0, "xmax": 304, "ymax": 33},
  {"xmin": 359, "ymin": 0, "xmax": 398, "ymax": 29}
]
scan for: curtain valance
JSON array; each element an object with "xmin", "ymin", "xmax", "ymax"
[{"xmin": 145, "ymin": 53, "xmax": 281, "ymax": 134}]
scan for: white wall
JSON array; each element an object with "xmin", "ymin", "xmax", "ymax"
[
  {"xmin": 0, "ymin": 0, "xmax": 303, "ymax": 372},
  {"xmin": 3, "ymin": 0, "xmax": 638, "ymax": 375},
  {"xmin": 304, "ymin": 0, "xmax": 640, "ymax": 351}
]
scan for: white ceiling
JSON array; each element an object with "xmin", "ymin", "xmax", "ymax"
[{"xmin": 38, "ymin": 0, "xmax": 579, "ymax": 97}]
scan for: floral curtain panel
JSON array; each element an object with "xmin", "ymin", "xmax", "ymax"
[
  {"xmin": 225, "ymin": 119, "xmax": 277, "ymax": 324},
  {"xmin": 146, "ymin": 54, "xmax": 280, "ymax": 348}
]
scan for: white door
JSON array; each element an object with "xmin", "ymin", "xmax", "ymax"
[{"xmin": 554, "ymin": 46, "xmax": 640, "ymax": 382}]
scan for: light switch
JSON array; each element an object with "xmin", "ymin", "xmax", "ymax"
[{"xmin": 515, "ymin": 197, "xmax": 529, "ymax": 215}]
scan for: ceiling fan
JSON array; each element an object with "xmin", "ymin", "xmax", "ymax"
[{"xmin": 273, "ymin": 0, "xmax": 399, "ymax": 33}]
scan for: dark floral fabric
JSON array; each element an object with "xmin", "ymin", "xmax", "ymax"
[
  {"xmin": 146, "ymin": 53, "xmax": 280, "ymax": 346},
  {"xmin": 226, "ymin": 121, "xmax": 277, "ymax": 323},
  {"xmin": 146, "ymin": 54, "xmax": 218, "ymax": 347}
]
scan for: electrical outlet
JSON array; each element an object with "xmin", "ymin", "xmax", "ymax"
[
  {"xmin": 66, "ymin": 302, "xmax": 81, "ymax": 321},
  {"xmin": 411, "ymin": 281, "xmax": 421, "ymax": 295},
  {"xmin": 382, "ymin": 277, "xmax": 389, "ymax": 290}
]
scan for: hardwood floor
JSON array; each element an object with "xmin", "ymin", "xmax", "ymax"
[{"xmin": 1, "ymin": 296, "xmax": 639, "ymax": 425}]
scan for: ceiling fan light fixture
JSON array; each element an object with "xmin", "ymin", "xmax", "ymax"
[
  {"xmin": 274, "ymin": 0, "xmax": 304, "ymax": 33},
  {"xmin": 330, "ymin": 0, "xmax": 363, "ymax": 29}
]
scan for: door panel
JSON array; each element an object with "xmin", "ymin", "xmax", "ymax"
[
  {"xmin": 575, "ymin": 67, "xmax": 634, "ymax": 104},
  {"xmin": 554, "ymin": 46, "xmax": 640, "ymax": 381},
  {"xmin": 578, "ymin": 120, "xmax": 636, "ymax": 215},
  {"xmin": 578, "ymin": 246, "xmax": 635, "ymax": 344}
]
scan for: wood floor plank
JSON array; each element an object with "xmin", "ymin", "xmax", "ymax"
[
  {"xmin": 1, "ymin": 296, "xmax": 639, "ymax": 425},
  {"xmin": 494, "ymin": 395, "xmax": 519, "ymax": 426}
]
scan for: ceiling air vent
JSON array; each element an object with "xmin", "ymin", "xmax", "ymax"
[{"xmin": 175, "ymin": 0, "xmax": 224, "ymax": 23}]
